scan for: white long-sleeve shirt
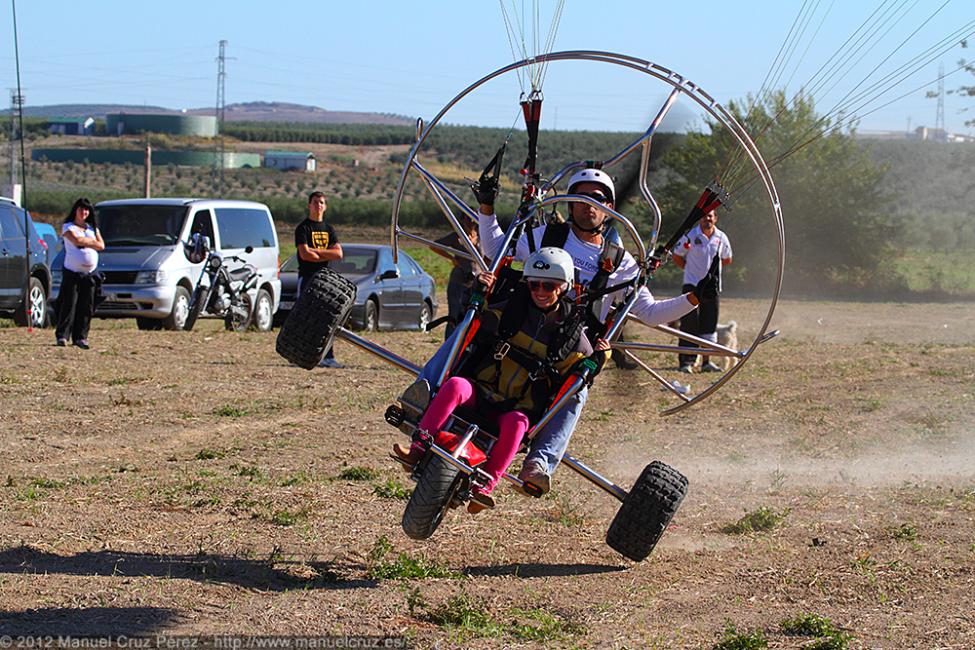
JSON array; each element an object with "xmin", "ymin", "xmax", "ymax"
[{"xmin": 478, "ymin": 212, "xmax": 695, "ymax": 325}]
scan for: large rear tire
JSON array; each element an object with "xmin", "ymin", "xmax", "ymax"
[
  {"xmin": 606, "ymin": 460, "xmax": 688, "ymax": 562},
  {"xmin": 275, "ymin": 268, "xmax": 356, "ymax": 369},
  {"xmin": 401, "ymin": 455, "xmax": 462, "ymax": 540},
  {"xmin": 183, "ymin": 285, "xmax": 210, "ymax": 332}
]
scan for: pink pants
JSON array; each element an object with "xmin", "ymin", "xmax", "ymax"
[{"xmin": 417, "ymin": 376, "xmax": 530, "ymax": 494}]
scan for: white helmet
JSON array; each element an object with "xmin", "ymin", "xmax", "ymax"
[
  {"xmin": 524, "ymin": 247, "xmax": 575, "ymax": 285},
  {"xmin": 567, "ymin": 168, "xmax": 615, "ymax": 203}
]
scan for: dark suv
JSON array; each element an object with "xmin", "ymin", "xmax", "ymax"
[{"xmin": 0, "ymin": 197, "xmax": 52, "ymax": 327}]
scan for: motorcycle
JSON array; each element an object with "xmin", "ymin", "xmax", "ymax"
[{"xmin": 184, "ymin": 234, "xmax": 259, "ymax": 332}]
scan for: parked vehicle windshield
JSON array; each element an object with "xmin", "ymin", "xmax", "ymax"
[
  {"xmin": 96, "ymin": 205, "xmax": 189, "ymax": 247},
  {"xmin": 331, "ymin": 248, "xmax": 377, "ymax": 275}
]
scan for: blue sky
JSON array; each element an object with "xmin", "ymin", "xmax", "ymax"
[{"xmin": 2, "ymin": 0, "xmax": 972, "ymax": 134}]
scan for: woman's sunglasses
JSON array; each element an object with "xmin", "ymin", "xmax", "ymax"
[{"xmin": 527, "ymin": 279, "xmax": 565, "ymax": 293}]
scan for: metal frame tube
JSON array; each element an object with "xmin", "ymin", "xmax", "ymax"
[
  {"xmin": 428, "ymin": 444, "xmax": 475, "ymax": 476},
  {"xmin": 612, "ymin": 341, "xmax": 742, "ymax": 359},
  {"xmin": 410, "ymin": 161, "xmax": 489, "ymax": 273},
  {"xmin": 622, "ymin": 351, "xmax": 692, "ymax": 402},
  {"xmin": 560, "ymin": 454, "xmax": 629, "ymax": 502},
  {"xmin": 527, "ymin": 375, "xmax": 585, "ymax": 437},
  {"xmin": 335, "ymin": 328, "xmax": 420, "ymax": 375},
  {"xmin": 396, "ymin": 230, "xmax": 478, "ymax": 264},
  {"xmin": 535, "ymin": 194, "xmax": 647, "ymax": 263}
]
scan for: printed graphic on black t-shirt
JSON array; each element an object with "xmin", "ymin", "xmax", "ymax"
[{"xmin": 294, "ymin": 218, "xmax": 339, "ymax": 280}]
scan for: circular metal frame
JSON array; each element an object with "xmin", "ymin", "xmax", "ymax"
[{"xmin": 390, "ymin": 50, "xmax": 785, "ymax": 416}]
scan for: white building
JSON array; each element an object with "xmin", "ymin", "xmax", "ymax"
[{"xmin": 263, "ymin": 151, "xmax": 317, "ymax": 172}]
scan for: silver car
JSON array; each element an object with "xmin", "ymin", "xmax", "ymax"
[{"xmin": 51, "ymin": 198, "xmax": 281, "ymax": 331}]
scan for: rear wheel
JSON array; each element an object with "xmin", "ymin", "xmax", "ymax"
[
  {"xmin": 224, "ymin": 293, "xmax": 253, "ymax": 332},
  {"xmin": 183, "ymin": 285, "xmax": 210, "ymax": 332},
  {"xmin": 418, "ymin": 300, "xmax": 432, "ymax": 331},
  {"xmin": 163, "ymin": 286, "xmax": 190, "ymax": 331},
  {"xmin": 250, "ymin": 288, "xmax": 273, "ymax": 332},
  {"xmin": 14, "ymin": 277, "xmax": 48, "ymax": 328},
  {"xmin": 402, "ymin": 455, "xmax": 462, "ymax": 540},
  {"xmin": 605, "ymin": 460, "xmax": 688, "ymax": 562},
  {"xmin": 364, "ymin": 298, "xmax": 378, "ymax": 332},
  {"xmin": 275, "ymin": 268, "xmax": 356, "ymax": 369}
]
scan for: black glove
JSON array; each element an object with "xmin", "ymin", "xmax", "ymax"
[
  {"xmin": 693, "ymin": 254, "xmax": 721, "ymax": 302},
  {"xmin": 470, "ymin": 173, "xmax": 500, "ymax": 208}
]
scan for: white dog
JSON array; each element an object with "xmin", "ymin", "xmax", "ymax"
[{"xmin": 694, "ymin": 321, "xmax": 739, "ymax": 371}]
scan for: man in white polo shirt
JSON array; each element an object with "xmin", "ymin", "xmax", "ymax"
[{"xmin": 673, "ymin": 209, "xmax": 733, "ymax": 373}]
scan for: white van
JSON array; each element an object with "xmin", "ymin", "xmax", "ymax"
[{"xmin": 51, "ymin": 198, "xmax": 281, "ymax": 331}]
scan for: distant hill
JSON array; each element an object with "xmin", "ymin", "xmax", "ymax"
[{"xmin": 3, "ymin": 101, "xmax": 414, "ymax": 126}]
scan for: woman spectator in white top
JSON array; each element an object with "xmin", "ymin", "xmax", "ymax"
[{"xmin": 55, "ymin": 198, "xmax": 104, "ymax": 349}]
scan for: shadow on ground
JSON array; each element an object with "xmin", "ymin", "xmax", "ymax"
[
  {"xmin": 463, "ymin": 562, "xmax": 626, "ymax": 578},
  {"xmin": 0, "ymin": 606, "xmax": 178, "ymax": 636},
  {"xmin": 0, "ymin": 544, "xmax": 377, "ymax": 592}
]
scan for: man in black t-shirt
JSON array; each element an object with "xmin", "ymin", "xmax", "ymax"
[{"xmin": 294, "ymin": 190, "xmax": 344, "ymax": 367}]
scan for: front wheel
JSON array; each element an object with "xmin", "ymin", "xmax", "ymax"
[
  {"xmin": 249, "ymin": 288, "xmax": 273, "ymax": 332},
  {"xmin": 163, "ymin": 286, "xmax": 190, "ymax": 331},
  {"xmin": 224, "ymin": 293, "xmax": 253, "ymax": 332},
  {"xmin": 275, "ymin": 268, "xmax": 356, "ymax": 369},
  {"xmin": 401, "ymin": 455, "xmax": 462, "ymax": 540},
  {"xmin": 183, "ymin": 284, "xmax": 211, "ymax": 332},
  {"xmin": 605, "ymin": 460, "xmax": 688, "ymax": 562}
]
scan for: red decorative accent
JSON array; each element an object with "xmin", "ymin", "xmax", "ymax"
[{"xmin": 434, "ymin": 431, "xmax": 487, "ymax": 466}]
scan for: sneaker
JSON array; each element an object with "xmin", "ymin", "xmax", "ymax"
[
  {"xmin": 467, "ymin": 490, "xmax": 495, "ymax": 514},
  {"xmin": 399, "ymin": 379, "xmax": 431, "ymax": 412},
  {"xmin": 56, "ymin": 338, "xmax": 67, "ymax": 347},
  {"xmin": 678, "ymin": 364, "xmax": 694, "ymax": 374},
  {"xmin": 518, "ymin": 458, "xmax": 551, "ymax": 495},
  {"xmin": 700, "ymin": 361, "xmax": 722, "ymax": 373},
  {"xmin": 318, "ymin": 358, "xmax": 344, "ymax": 368},
  {"xmin": 73, "ymin": 340, "xmax": 91, "ymax": 350}
]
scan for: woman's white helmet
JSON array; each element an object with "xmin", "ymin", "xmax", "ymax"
[
  {"xmin": 524, "ymin": 247, "xmax": 575, "ymax": 285},
  {"xmin": 567, "ymin": 168, "xmax": 615, "ymax": 202}
]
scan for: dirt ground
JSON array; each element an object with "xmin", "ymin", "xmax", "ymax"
[{"xmin": 1, "ymin": 298, "xmax": 973, "ymax": 648}]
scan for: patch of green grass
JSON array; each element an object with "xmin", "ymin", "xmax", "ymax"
[
  {"xmin": 714, "ymin": 621, "xmax": 768, "ymax": 649},
  {"xmin": 428, "ymin": 594, "xmax": 502, "ymax": 638},
  {"xmin": 268, "ymin": 507, "xmax": 310, "ymax": 527},
  {"xmin": 107, "ymin": 376, "xmax": 141, "ymax": 386},
  {"xmin": 373, "ymin": 478, "xmax": 412, "ymax": 500},
  {"xmin": 232, "ymin": 464, "xmax": 264, "ymax": 480},
  {"xmin": 721, "ymin": 506, "xmax": 790, "ymax": 534},
  {"xmin": 508, "ymin": 607, "xmax": 585, "ymax": 642},
  {"xmin": 367, "ymin": 536, "xmax": 459, "ymax": 580},
  {"xmin": 195, "ymin": 448, "xmax": 225, "ymax": 461},
  {"xmin": 780, "ymin": 613, "xmax": 853, "ymax": 649},
  {"xmin": 890, "ymin": 523, "xmax": 918, "ymax": 541},
  {"xmin": 403, "ymin": 245, "xmax": 452, "ymax": 286},
  {"xmin": 214, "ymin": 404, "xmax": 250, "ymax": 418},
  {"xmin": 16, "ymin": 486, "xmax": 42, "ymax": 501},
  {"xmin": 338, "ymin": 466, "xmax": 378, "ymax": 481},
  {"xmin": 0, "ymin": 374, "xmax": 21, "ymax": 385},
  {"xmin": 29, "ymin": 477, "xmax": 65, "ymax": 489},
  {"xmin": 280, "ymin": 471, "xmax": 310, "ymax": 487}
]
